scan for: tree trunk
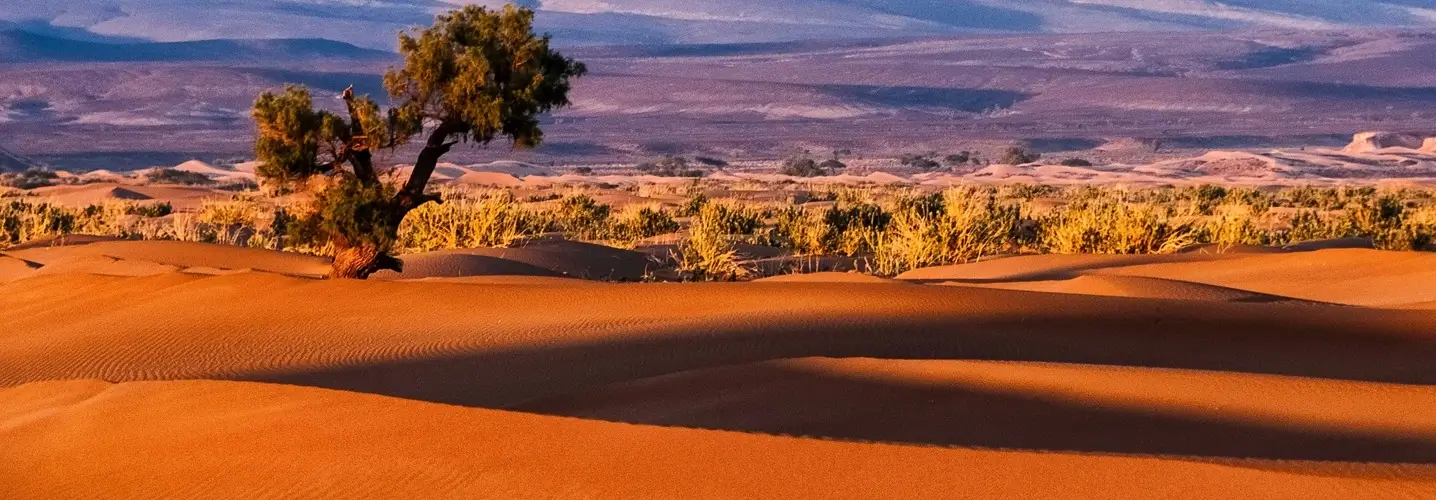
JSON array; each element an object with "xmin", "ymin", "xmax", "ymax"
[{"xmin": 329, "ymin": 241, "xmax": 403, "ymax": 279}]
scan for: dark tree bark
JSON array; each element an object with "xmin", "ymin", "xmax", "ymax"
[{"xmin": 324, "ymin": 105, "xmax": 455, "ymax": 279}]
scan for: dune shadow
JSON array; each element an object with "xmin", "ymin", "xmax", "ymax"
[
  {"xmin": 513, "ymin": 362, "xmax": 1436, "ymax": 463},
  {"xmin": 245, "ymin": 299, "xmax": 1436, "ymax": 464}
]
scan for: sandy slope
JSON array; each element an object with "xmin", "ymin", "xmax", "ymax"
[
  {"xmin": 901, "ymin": 249, "xmax": 1436, "ymax": 306},
  {"xmin": 7, "ymin": 380, "xmax": 1435, "ymax": 500},
  {"xmin": 4, "ymin": 241, "xmax": 1436, "ymax": 497},
  {"xmin": 519, "ymin": 357, "xmax": 1436, "ymax": 461}
]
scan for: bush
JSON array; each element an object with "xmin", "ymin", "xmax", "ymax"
[
  {"xmin": 0, "ymin": 167, "xmax": 61, "ymax": 189},
  {"xmin": 637, "ymin": 156, "xmax": 706, "ymax": 177},
  {"xmin": 610, "ymin": 206, "xmax": 679, "ymax": 242},
  {"xmin": 398, "ymin": 190, "xmax": 538, "ymax": 251},
  {"xmin": 125, "ymin": 202, "xmax": 174, "ymax": 218},
  {"xmin": 572, "ymin": 166, "xmax": 594, "ymax": 175},
  {"xmin": 675, "ymin": 203, "xmax": 749, "ymax": 281},
  {"xmin": 899, "ymin": 153, "xmax": 942, "ymax": 171},
  {"xmin": 554, "ymin": 194, "xmax": 613, "ymax": 240},
  {"xmin": 1039, "ymin": 198, "xmax": 1195, "ymax": 254},
  {"xmin": 780, "ymin": 155, "xmax": 840, "ymax": 177},
  {"xmin": 1059, "ymin": 158, "xmax": 1092, "ymax": 167},
  {"xmin": 999, "ymin": 146, "xmax": 1041, "ymax": 165},
  {"xmin": 145, "ymin": 168, "xmax": 215, "ymax": 186},
  {"xmin": 874, "ymin": 189, "xmax": 1025, "ymax": 275}
]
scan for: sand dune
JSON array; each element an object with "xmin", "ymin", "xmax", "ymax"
[
  {"xmin": 5, "ymin": 241, "xmax": 1436, "ymax": 497},
  {"xmin": 0, "ymin": 255, "xmax": 39, "ymax": 283},
  {"xmin": 951, "ymin": 274, "xmax": 1317, "ymax": 303},
  {"xmin": 23, "ymin": 183, "xmax": 230, "ymax": 209},
  {"xmin": 899, "ymin": 248, "xmax": 1436, "ymax": 306},
  {"xmin": 3, "ymin": 240, "xmax": 331, "ymax": 278},
  {"xmin": 8, "ymin": 379, "xmax": 1434, "ymax": 500},
  {"xmin": 377, "ymin": 239, "xmax": 656, "ymax": 281},
  {"xmin": 518, "ymin": 357, "xmax": 1436, "ymax": 461}
]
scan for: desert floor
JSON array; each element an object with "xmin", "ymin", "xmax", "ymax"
[{"xmin": 3, "ymin": 237, "xmax": 1436, "ymax": 499}]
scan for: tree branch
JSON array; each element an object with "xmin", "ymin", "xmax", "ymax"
[{"xmin": 400, "ymin": 121, "xmax": 460, "ymax": 198}]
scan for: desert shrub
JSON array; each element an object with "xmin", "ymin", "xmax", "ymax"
[
  {"xmin": 999, "ymin": 146, "xmax": 1041, "ymax": 165},
  {"xmin": 609, "ymin": 205, "xmax": 679, "ymax": 242},
  {"xmin": 554, "ymin": 194, "xmax": 613, "ymax": 240},
  {"xmin": 899, "ymin": 153, "xmax": 942, "ymax": 171},
  {"xmin": 671, "ymin": 191, "xmax": 708, "ymax": 218},
  {"xmin": 1197, "ymin": 204, "xmax": 1269, "ymax": 247},
  {"xmin": 1059, "ymin": 158, "xmax": 1093, "ymax": 167},
  {"xmin": 637, "ymin": 156, "xmax": 706, "ymax": 177},
  {"xmin": 693, "ymin": 156, "xmax": 729, "ymax": 167},
  {"xmin": 675, "ymin": 202, "xmax": 749, "ymax": 281},
  {"xmin": 1, "ymin": 201, "xmax": 71, "ymax": 247},
  {"xmin": 398, "ymin": 190, "xmax": 537, "ymax": 251},
  {"xmin": 874, "ymin": 189, "xmax": 1024, "ymax": 275},
  {"xmin": 699, "ymin": 201, "xmax": 765, "ymax": 237},
  {"xmin": 1040, "ymin": 198, "xmax": 1195, "ymax": 254},
  {"xmin": 145, "ymin": 168, "xmax": 215, "ymax": 186},
  {"xmin": 572, "ymin": 166, "xmax": 594, "ymax": 175},
  {"xmin": 781, "ymin": 155, "xmax": 839, "ymax": 177},
  {"xmin": 125, "ymin": 202, "xmax": 174, "ymax": 218},
  {"xmin": 0, "ymin": 167, "xmax": 61, "ymax": 189}
]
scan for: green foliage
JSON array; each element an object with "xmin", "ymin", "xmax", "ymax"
[
  {"xmin": 609, "ymin": 206, "xmax": 680, "ymax": 242},
  {"xmin": 249, "ymin": 4, "xmax": 585, "ymax": 275},
  {"xmin": 677, "ymin": 192, "xmax": 709, "ymax": 217},
  {"xmin": 145, "ymin": 169, "xmax": 215, "ymax": 186},
  {"xmin": 384, "ymin": 4, "xmax": 587, "ymax": 148},
  {"xmin": 287, "ymin": 177, "xmax": 400, "ymax": 252},
  {"xmin": 554, "ymin": 194, "xmax": 612, "ymax": 239},
  {"xmin": 1059, "ymin": 158, "xmax": 1093, "ymax": 167},
  {"xmin": 124, "ymin": 202, "xmax": 174, "ymax": 218}
]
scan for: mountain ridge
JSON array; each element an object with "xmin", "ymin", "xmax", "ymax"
[{"xmin": 2, "ymin": 1, "xmax": 1433, "ymax": 50}]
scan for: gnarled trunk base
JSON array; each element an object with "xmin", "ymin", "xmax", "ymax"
[{"xmin": 330, "ymin": 243, "xmax": 403, "ymax": 279}]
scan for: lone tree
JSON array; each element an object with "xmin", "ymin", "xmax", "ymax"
[{"xmin": 250, "ymin": 5, "xmax": 586, "ymax": 278}]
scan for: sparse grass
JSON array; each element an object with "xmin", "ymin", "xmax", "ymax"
[
  {"xmin": 10, "ymin": 182, "xmax": 1436, "ymax": 279},
  {"xmin": 397, "ymin": 190, "xmax": 541, "ymax": 252},
  {"xmin": 675, "ymin": 202, "xmax": 749, "ymax": 281}
]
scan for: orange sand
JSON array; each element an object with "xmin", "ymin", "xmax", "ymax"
[{"xmin": 2, "ymin": 241, "xmax": 1436, "ymax": 498}]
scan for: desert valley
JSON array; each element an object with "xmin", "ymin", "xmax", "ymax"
[{"xmin": 5, "ymin": 1, "xmax": 1436, "ymax": 499}]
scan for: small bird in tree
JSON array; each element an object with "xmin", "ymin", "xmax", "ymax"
[{"xmin": 250, "ymin": 5, "xmax": 587, "ymax": 278}]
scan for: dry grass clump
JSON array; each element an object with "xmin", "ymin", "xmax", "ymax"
[
  {"xmin": 398, "ymin": 190, "xmax": 539, "ymax": 252},
  {"xmin": 675, "ymin": 202, "xmax": 750, "ymax": 281},
  {"xmin": 873, "ymin": 189, "xmax": 1025, "ymax": 275},
  {"xmin": 1038, "ymin": 197, "xmax": 1196, "ymax": 254},
  {"xmin": 0, "ymin": 199, "xmax": 178, "ymax": 248}
]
